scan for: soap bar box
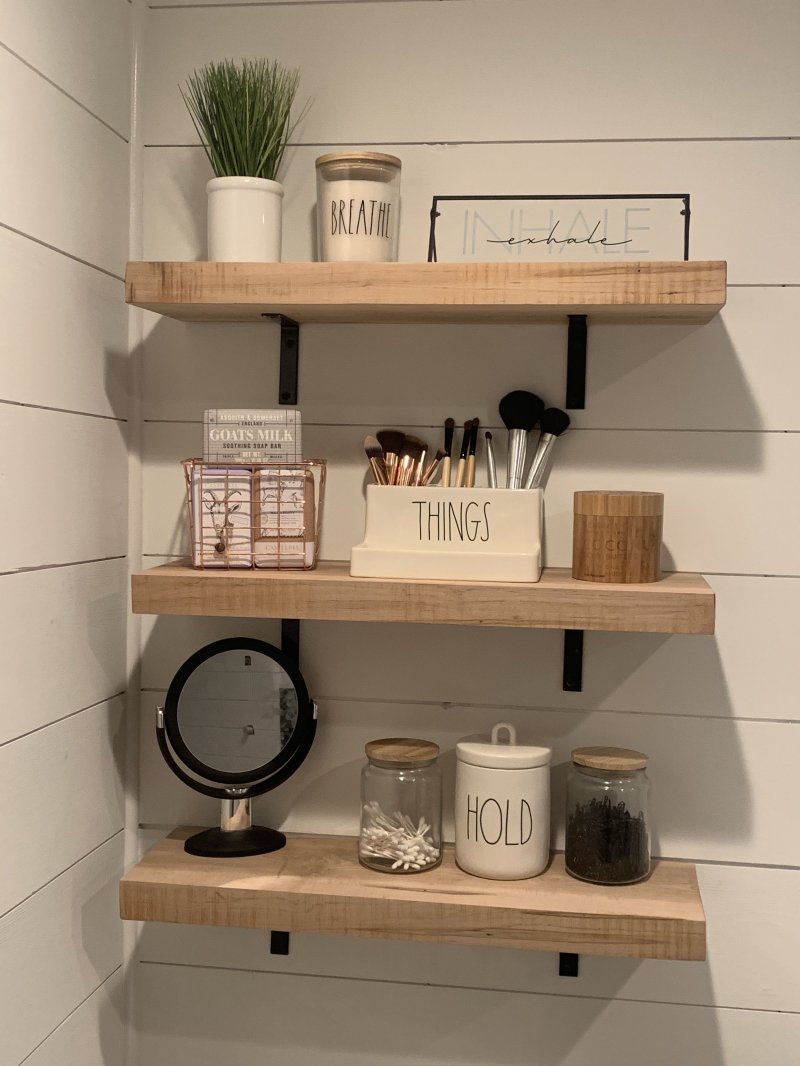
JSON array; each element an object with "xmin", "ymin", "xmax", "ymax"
[
  {"xmin": 351, "ymin": 485, "xmax": 544, "ymax": 582},
  {"xmin": 203, "ymin": 409, "xmax": 302, "ymax": 464}
]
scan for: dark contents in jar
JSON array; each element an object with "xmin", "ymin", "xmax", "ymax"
[{"xmin": 566, "ymin": 795, "xmax": 649, "ymax": 884}]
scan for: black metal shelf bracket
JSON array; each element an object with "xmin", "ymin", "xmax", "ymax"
[
  {"xmin": 558, "ymin": 952, "xmax": 580, "ymax": 977},
  {"xmin": 270, "ymin": 931, "xmax": 291, "ymax": 955},
  {"xmin": 267, "ymin": 618, "xmax": 302, "ymax": 957},
  {"xmin": 562, "ymin": 629, "xmax": 584, "ymax": 692},
  {"xmin": 566, "ymin": 315, "xmax": 587, "ymax": 410},
  {"xmin": 262, "ymin": 313, "xmax": 300, "ymax": 406}
]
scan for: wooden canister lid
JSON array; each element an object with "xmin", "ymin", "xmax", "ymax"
[
  {"xmin": 571, "ymin": 746, "xmax": 649, "ymax": 771},
  {"xmin": 574, "ymin": 491, "xmax": 664, "ymax": 517},
  {"xmin": 316, "ymin": 151, "xmax": 401, "ymax": 168},
  {"xmin": 365, "ymin": 737, "xmax": 439, "ymax": 765}
]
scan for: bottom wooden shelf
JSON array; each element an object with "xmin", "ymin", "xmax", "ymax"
[{"xmin": 120, "ymin": 829, "xmax": 706, "ymax": 962}]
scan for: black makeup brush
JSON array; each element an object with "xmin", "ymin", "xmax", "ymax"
[
  {"xmin": 466, "ymin": 418, "xmax": 480, "ymax": 487},
  {"xmin": 499, "ymin": 390, "xmax": 544, "ymax": 489},
  {"xmin": 454, "ymin": 419, "xmax": 471, "ymax": 488},
  {"xmin": 363, "ymin": 435, "xmax": 389, "ymax": 485},
  {"xmin": 485, "ymin": 431, "xmax": 497, "ymax": 488},
  {"xmin": 442, "ymin": 417, "xmax": 455, "ymax": 487},
  {"xmin": 524, "ymin": 407, "xmax": 571, "ymax": 489},
  {"xmin": 377, "ymin": 429, "xmax": 405, "ymax": 485}
]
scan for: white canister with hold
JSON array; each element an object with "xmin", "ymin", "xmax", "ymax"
[{"xmin": 455, "ymin": 722, "xmax": 551, "ymax": 880}]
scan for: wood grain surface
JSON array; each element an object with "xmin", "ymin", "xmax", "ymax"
[
  {"xmin": 131, "ymin": 560, "xmax": 715, "ymax": 634},
  {"xmin": 121, "ymin": 830, "xmax": 706, "ymax": 961},
  {"xmin": 125, "ymin": 260, "xmax": 727, "ymax": 323}
]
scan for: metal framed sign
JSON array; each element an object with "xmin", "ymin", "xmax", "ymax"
[{"xmin": 427, "ymin": 194, "xmax": 690, "ymax": 263}]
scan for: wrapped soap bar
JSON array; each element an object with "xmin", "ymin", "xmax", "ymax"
[
  {"xmin": 253, "ymin": 468, "xmax": 316, "ymax": 569},
  {"xmin": 204, "ymin": 409, "xmax": 302, "ymax": 464},
  {"xmin": 190, "ymin": 466, "xmax": 252, "ymax": 568}
]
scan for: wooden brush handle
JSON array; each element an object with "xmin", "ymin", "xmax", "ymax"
[
  {"xmin": 442, "ymin": 456, "xmax": 452, "ymax": 487},
  {"xmin": 455, "ymin": 457, "xmax": 466, "ymax": 488},
  {"xmin": 465, "ymin": 454, "xmax": 476, "ymax": 488}
]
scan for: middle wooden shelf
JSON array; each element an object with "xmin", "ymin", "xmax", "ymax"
[{"xmin": 131, "ymin": 560, "xmax": 714, "ymax": 634}]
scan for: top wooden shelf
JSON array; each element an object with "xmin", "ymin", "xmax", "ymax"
[{"xmin": 125, "ymin": 260, "xmax": 727, "ymax": 324}]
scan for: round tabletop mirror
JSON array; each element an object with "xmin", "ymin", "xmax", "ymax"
[{"xmin": 158, "ymin": 637, "xmax": 317, "ymax": 858}]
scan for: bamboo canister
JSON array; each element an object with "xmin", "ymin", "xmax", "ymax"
[{"xmin": 572, "ymin": 491, "xmax": 663, "ymax": 583}]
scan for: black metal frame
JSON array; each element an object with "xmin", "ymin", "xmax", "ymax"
[{"xmin": 163, "ymin": 636, "xmax": 313, "ymax": 789}]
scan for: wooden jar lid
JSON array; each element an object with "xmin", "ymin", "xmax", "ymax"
[
  {"xmin": 571, "ymin": 746, "xmax": 649, "ymax": 771},
  {"xmin": 574, "ymin": 491, "xmax": 664, "ymax": 517},
  {"xmin": 316, "ymin": 151, "xmax": 402, "ymax": 168},
  {"xmin": 365, "ymin": 737, "xmax": 439, "ymax": 765}
]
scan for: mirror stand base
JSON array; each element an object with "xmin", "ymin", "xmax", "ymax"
[{"xmin": 184, "ymin": 826, "xmax": 287, "ymax": 858}]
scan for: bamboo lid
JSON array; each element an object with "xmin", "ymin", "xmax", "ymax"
[
  {"xmin": 574, "ymin": 491, "xmax": 664, "ymax": 517},
  {"xmin": 316, "ymin": 151, "xmax": 401, "ymax": 168},
  {"xmin": 572, "ymin": 746, "xmax": 649, "ymax": 771},
  {"xmin": 365, "ymin": 737, "xmax": 439, "ymax": 765}
]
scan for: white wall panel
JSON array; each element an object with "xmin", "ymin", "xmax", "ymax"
[
  {"xmin": 138, "ymin": 963, "xmax": 800, "ymax": 1066},
  {"xmin": 143, "ymin": 140, "xmax": 800, "ymax": 283},
  {"xmin": 137, "ymin": 861, "xmax": 800, "ymax": 1013},
  {"xmin": 0, "ymin": 47, "xmax": 128, "ymax": 276},
  {"xmin": 141, "ymin": 287, "xmax": 800, "ymax": 433},
  {"xmin": 23, "ymin": 970, "xmax": 125, "ymax": 1066},
  {"xmin": 0, "ymin": 559, "xmax": 127, "ymax": 746},
  {"xmin": 0, "ymin": 406, "xmax": 127, "ymax": 570},
  {"xmin": 0, "ymin": 835, "xmax": 124, "ymax": 1066},
  {"xmin": 141, "ymin": 420, "xmax": 800, "ymax": 574},
  {"xmin": 0, "ymin": 0, "xmax": 131, "ymax": 136},
  {"xmin": 0, "ymin": 698, "xmax": 125, "ymax": 917},
  {"xmin": 0, "ymin": 228, "xmax": 128, "ymax": 418},
  {"xmin": 143, "ymin": 1, "xmax": 800, "ymax": 143},
  {"xmin": 137, "ymin": 693, "xmax": 799, "ymax": 866}
]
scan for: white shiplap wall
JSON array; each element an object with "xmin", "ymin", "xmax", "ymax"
[
  {"xmin": 0, "ymin": 1, "xmax": 131, "ymax": 1063},
  {"xmin": 133, "ymin": 2, "xmax": 800, "ymax": 1063}
]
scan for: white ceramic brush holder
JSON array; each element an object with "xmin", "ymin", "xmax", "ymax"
[{"xmin": 350, "ymin": 485, "xmax": 543, "ymax": 582}]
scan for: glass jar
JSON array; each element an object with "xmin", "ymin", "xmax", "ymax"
[
  {"xmin": 359, "ymin": 737, "xmax": 442, "ymax": 874},
  {"xmin": 565, "ymin": 746, "xmax": 650, "ymax": 885},
  {"xmin": 315, "ymin": 151, "xmax": 401, "ymax": 263}
]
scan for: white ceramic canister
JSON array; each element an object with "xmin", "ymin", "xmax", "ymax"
[
  {"xmin": 206, "ymin": 176, "xmax": 284, "ymax": 262},
  {"xmin": 455, "ymin": 722, "xmax": 551, "ymax": 880}
]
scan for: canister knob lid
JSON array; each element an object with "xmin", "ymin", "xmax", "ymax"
[
  {"xmin": 457, "ymin": 722, "xmax": 551, "ymax": 769},
  {"xmin": 571, "ymin": 746, "xmax": 648, "ymax": 771}
]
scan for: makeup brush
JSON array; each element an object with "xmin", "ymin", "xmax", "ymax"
[
  {"xmin": 523, "ymin": 407, "xmax": 571, "ymax": 489},
  {"xmin": 441, "ymin": 417, "xmax": 455, "ymax": 487},
  {"xmin": 454, "ymin": 420, "xmax": 471, "ymax": 488},
  {"xmin": 499, "ymin": 390, "xmax": 544, "ymax": 489},
  {"xmin": 377, "ymin": 429, "xmax": 405, "ymax": 485},
  {"xmin": 363, "ymin": 435, "xmax": 389, "ymax": 485},
  {"xmin": 396, "ymin": 435, "xmax": 427, "ymax": 486},
  {"xmin": 485, "ymin": 431, "xmax": 497, "ymax": 488},
  {"xmin": 466, "ymin": 418, "xmax": 480, "ymax": 488},
  {"xmin": 420, "ymin": 448, "xmax": 446, "ymax": 486}
]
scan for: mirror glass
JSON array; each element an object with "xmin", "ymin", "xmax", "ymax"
[{"xmin": 176, "ymin": 648, "xmax": 299, "ymax": 774}]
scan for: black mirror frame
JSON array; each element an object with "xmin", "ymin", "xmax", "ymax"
[{"xmin": 162, "ymin": 636, "xmax": 316, "ymax": 795}]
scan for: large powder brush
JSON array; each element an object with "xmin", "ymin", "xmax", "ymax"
[
  {"xmin": 499, "ymin": 390, "xmax": 545, "ymax": 489},
  {"xmin": 523, "ymin": 407, "xmax": 571, "ymax": 489},
  {"xmin": 376, "ymin": 429, "xmax": 405, "ymax": 484}
]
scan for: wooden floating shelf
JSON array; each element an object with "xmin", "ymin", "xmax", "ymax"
[
  {"xmin": 120, "ymin": 829, "xmax": 706, "ymax": 962},
  {"xmin": 125, "ymin": 260, "xmax": 727, "ymax": 324},
  {"xmin": 131, "ymin": 561, "xmax": 715, "ymax": 635}
]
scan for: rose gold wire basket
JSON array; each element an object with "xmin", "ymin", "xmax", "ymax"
[{"xmin": 183, "ymin": 458, "xmax": 326, "ymax": 570}]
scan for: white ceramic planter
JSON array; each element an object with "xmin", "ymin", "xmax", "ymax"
[
  {"xmin": 206, "ymin": 176, "xmax": 284, "ymax": 262},
  {"xmin": 455, "ymin": 723, "xmax": 551, "ymax": 880}
]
